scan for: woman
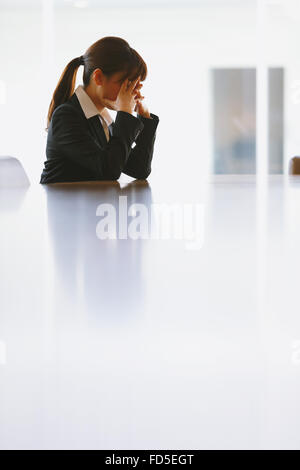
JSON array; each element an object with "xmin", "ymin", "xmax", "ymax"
[{"xmin": 40, "ymin": 36, "xmax": 159, "ymax": 184}]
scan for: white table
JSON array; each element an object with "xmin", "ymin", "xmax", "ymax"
[{"xmin": 1, "ymin": 175, "xmax": 300, "ymax": 449}]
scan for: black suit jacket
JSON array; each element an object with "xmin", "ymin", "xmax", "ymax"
[{"xmin": 40, "ymin": 93, "xmax": 159, "ymax": 184}]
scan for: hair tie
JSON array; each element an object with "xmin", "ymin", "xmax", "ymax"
[{"xmin": 78, "ymin": 55, "xmax": 84, "ymax": 66}]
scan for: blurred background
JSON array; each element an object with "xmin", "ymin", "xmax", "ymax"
[{"xmin": 1, "ymin": 0, "xmax": 300, "ymax": 183}]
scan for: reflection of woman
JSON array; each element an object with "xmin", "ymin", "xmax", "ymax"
[
  {"xmin": 45, "ymin": 180, "xmax": 153, "ymax": 320},
  {"xmin": 40, "ymin": 36, "xmax": 159, "ymax": 184}
]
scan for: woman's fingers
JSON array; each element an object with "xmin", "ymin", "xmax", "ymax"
[
  {"xmin": 121, "ymin": 78, "xmax": 130, "ymax": 91},
  {"xmin": 123, "ymin": 76, "xmax": 143, "ymax": 91},
  {"xmin": 129, "ymin": 77, "xmax": 141, "ymax": 92},
  {"xmin": 134, "ymin": 92, "xmax": 144, "ymax": 100}
]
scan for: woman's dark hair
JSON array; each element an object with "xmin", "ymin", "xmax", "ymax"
[{"xmin": 46, "ymin": 36, "xmax": 148, "ymax": 131}]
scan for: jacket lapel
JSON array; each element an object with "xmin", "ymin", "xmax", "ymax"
[
  {"xmin": 68, "ymin": 93, "xmax": 109, "ymax": 147},
  {"xmin": 88, "ymin": 115, "xmax": 108, "ymax": 147}
]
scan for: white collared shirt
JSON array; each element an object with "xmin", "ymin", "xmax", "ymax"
[{"xmin": 74, "ymin": 84, "xmax": 114, "ymax": 141}]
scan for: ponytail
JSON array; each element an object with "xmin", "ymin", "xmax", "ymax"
[{"xmin": 46, "ymin": 56, "xmax": 83, "ymax": 131}]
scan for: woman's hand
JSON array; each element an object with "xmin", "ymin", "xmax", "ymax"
[
  {"xmin": 102, "ymin": 77, "xmax": 151, "ymax": 117},
  {"xmin": 133, "ymin": 79, "xmax": 151, "ymax": 118},
  {"xmin": 101, "ymin": 78, "xmax": 141, "ymax": 112},
  {"xmin": 115, "ymin": 77, "xmax": 142, "ymax": 114},
  {"xmin": 102, "ymin": 81, "xmax": 142, "ymax": 111},
  {"xmin": 134, "ymin": 96, "xmax": 151, "ymax": 118}
]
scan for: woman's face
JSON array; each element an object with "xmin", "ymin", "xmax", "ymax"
[{"xmin": 101, "ymin": 71, "xmax": 139, "ymax": 101}]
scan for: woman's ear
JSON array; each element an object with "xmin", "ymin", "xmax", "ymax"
[{"xmin": 93, "ymin": 68, "xmax": 105, "ymax": 86}]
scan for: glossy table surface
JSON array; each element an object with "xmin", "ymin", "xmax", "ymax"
[{"xmin": 1, "ymin": 174, "xmax": 300, "ymax": 449}]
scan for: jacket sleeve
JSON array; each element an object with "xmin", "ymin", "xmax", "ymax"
[
  {"xmin": 51, "ymin": 106, "xmax": 145, "ymax": 180},
  {"xmin": 121, "ymin": 112, "xmax": 159, "ymax": 179}
]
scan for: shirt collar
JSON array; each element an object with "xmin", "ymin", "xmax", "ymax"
[{"xmin": 74, "ymin": 84, "xmax": 114, "ymax": 126}]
